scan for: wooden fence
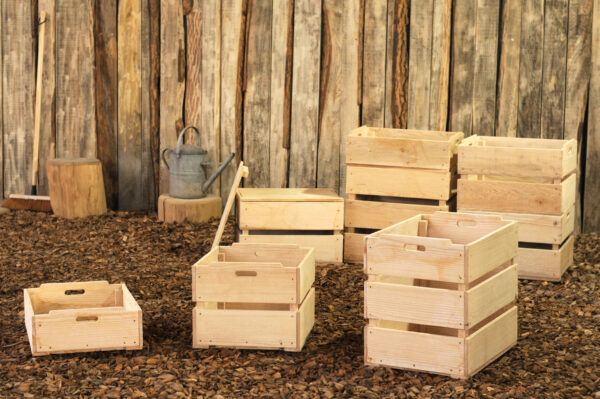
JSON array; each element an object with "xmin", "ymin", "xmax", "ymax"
[{"xmin": 0, "ymin": 0, "xmax": 599, "ymax": 231}]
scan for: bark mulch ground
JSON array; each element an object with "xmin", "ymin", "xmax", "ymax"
[{"xmin": 0, "ymin": 210, "xmax": 598, "ymax": 398}]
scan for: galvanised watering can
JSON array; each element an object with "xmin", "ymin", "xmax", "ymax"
[{"xmin": 161, "ymin": 126, "xmax": 235, "ymax": 199}]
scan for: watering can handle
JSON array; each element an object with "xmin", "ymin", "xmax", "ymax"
[
  {"xmin": 161, "ymin": 148, "xmax": 170, "ymax": 171},
  {"xmin": 176, "ymin": 126, "xmax": 201, "ymax": 153}
]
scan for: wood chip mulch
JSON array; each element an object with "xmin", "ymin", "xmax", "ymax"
[{"xmin": 0, "ymin": 211, "xmax": 598, "ymax": 398}]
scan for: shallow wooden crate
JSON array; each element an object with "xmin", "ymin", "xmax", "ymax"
[
  {"xmin": 192, "ymin": 243, "xmax": 315, "ymax": 351},
  {"xmin": 517, "ymin": 235, "xmax": 574, "ymax": 281},
  {"xmin": 24, "ymin": 281, "xmax": 143, "ymax": 356},
  {"xmin": 237, "ymin": 188, "xmax": 344, "ymax": 264},
  {"xmin": 364, "ymin": 212, "xmax": 518, "ymax": 378}
]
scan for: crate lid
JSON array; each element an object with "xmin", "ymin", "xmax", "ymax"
[{"xmin": 237, "ymin": 188, "xmax": 343, "ymax": 202}]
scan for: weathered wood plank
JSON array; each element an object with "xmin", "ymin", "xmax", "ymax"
[
  {"xmin": 317, "ymin": 0, "xmax": 342, "ymax": 190},
  {"xmin": 407, "ymin": 0, "xmax": 433, "ymax": 130},
  {"xmin": 149, "ymin": 0, "xmax": 160, "ymax": 203},
  {"xmin": 56, "ymin": 0, "xmax": 96, "ymax": 158},
  {"xmin": 541, "ymin": 0, "xmax": 568, "ymax": 140},
  {"xmin": 0, "ymin": 4, "xmax": 3, "ymax": 198},
  {"xmin": 384, "ymin": 0, "xmax": 408, "ymax": 129},
  {"xmin": 94, "ymin": 0, "xmax": 117, "ymax": 209},
  {"xmin": 270, "ymin": 0, "xmax": 292, "ymax": 188},
  {"xmin": 472, "ymin": 0, "xmax": 500, "ymax": 136},
  {"xmin": 2, "ymin": 1, "xmax": 34, "ymax": 197},
  {"xmin": 141, "ymin": 0, "xmax": 154, "ymax": 209},
  {"xmin": 584, "ymin": 0, "xmax": 600, "ymax": 232},
  {"xmin": 361, "ymin": 0, "xmax": 387, "ymax": 127},
  {"xmin": 221, "ymin": 0, "xmax": 244, "ymax": 201},
  {"xmin": 159, "ymin": 0, "xmax": 185, "ymax": 194},
  {"xmin": 428, "ymin": 0, "xmax": 451, "ymax": 131},
  {"xmin": 184, "ymin": 0, "xmax": 202, "ymax": 133},
  {"xmin": 243, "ymin": 0, "xmax": 272, "ymax": 188},
  {"xmin": 495, "ymin": 0, "xmax": 521, "ymax": 137},
  {"xmin": 565, "ymin": 0, "xmax": 593, "ymax": 233},
  {"xmin": 449, "ymin": 0, "xmax": 475, "ymax": 135},
  {"xmin": 517, "ymin": 0, "xmax": 544, "ymax": 138},
  {"xmin": 288, "ymin": 0, "xmax": 321, "ymax": 187}
]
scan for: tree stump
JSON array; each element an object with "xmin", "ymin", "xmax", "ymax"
[
  {"xmin": 158, "ymin": 195, "xmax": 222, "ymax": 224},
  {"xmin": 46, "ymin": 158, "xmax": 107, "ymax": 219}
]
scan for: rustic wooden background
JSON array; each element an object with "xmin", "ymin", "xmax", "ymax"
[{"xmin": 0, "ymin": 0, "xmax": 599, "ymax": 231}]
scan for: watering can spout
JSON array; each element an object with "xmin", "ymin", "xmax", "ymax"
[{"xmin": 202, "ymin": 152, "xmax": 236, "ymax": 193}]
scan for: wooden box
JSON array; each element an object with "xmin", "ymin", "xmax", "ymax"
[
  {"xmin": 192, "ymin": 243, "xmax": 315, "ymax": 351},
  {"xmin": 237, "ymin": 188, "xmax": 344, "ymax": 264},
  {"xmin": 24, "ymin": 281, "xmax": 143, "ymax": 356},
  {"xmin": 364, "ymin": 212, "xmax": 518, "ymax": 379}
]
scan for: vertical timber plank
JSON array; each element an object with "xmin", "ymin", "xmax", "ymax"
[
  {"xmin": 243, "ymin": 0, "xmax": 272, "ymax": 188},
  {"xmin": 541, "ymin": 0, "xmax": 568, "ymax": 140},
  {"xmin": 0, "ymin": 3, "xmax": 3, "ymax": 199},
  {"xmin": 149, "ymin": 0, "xmax": 161, "ymax": 204},
  {"xmin": 159, "ymin": 0, "xmax": 185, "ymax": 195},
  {"xmin": 517, "ymin": 0, "xmax": 544, "ymax": 138},
  {"xmin": 317, "ymin": 0, "xmax": 342, "ymax": 190},
  {"xmin": 56, "ymin": 0, "xmax": 96, "ymax": 158},
  {"xmin": 270, "ymin": 0, "xmax": 292, "ymax": 188},
  {"xmin": 361, "ymin": 0, "xmax": 387, "ymax": 127},
  {"xmin": 449, "ymin": 0, "xmax": 475, "ymax": 135},
  {"xmin": 94, "ymin": 0, "xmax": 118, "ymax": 209},
  {"xmin": 385, "ymin": 0, "xmax": 408, "ymax": 129},
  {"xmin": 184, "ymin": 0, "xmax": 202, "ymax": 134},
  {"xmin": 2, "ymin": 1, "xmax": 34, "ymax": 197},
  {"xmin": 495, "ymin": 0, "xmax": 521, "ymax": 137},
  {"xmin": 288, "ymin": 0, "xmax": 321, "ymax": 187},
  {"xmin": 565, "ymin": 0, "xmax": 593, "ymax": 232},
  {"xmin": 428, "ymin": 0, "xmax": 451, "ymax": 131},
  {"xmin": 472, "ymin": 0, "xmax": 500, "ymax": 136},
  {"xmin": 141, "ymin": 0, "xmax": 154, "ymax": 209},
  {"xmin": 584, "ymin": 0, "xmax": 600, "ymax": 232},
  {"xmin": 406, "ymin": 0, "xmax": 433, "ymax": 130}
]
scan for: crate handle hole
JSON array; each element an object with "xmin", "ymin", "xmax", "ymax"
[
  {"xmin": 65, "ymin": 289, "xmax": 85, "ymax": 295},
  {"xmin": 456, "ymin": 219, "xmax": 477, "ymax": 227},
  {"xmin": 76, "ymin": 315, "xmax": 98, "ymax": 322},
  {"xmin": 404, "ymin": 244, "xmax": 425, "ymax": 252},
  {"xmin": 235, "ymin": 270, "xmax": 257, "ymax": 277}
]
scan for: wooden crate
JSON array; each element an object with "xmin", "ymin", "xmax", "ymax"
[
  {"xmin": 364, "ymin": 212, "xmax": 518, "ymax": 379},
  {"xmin": 237, "ymin": 188, "xmax": 344, "ymax": 264},
  {"xmin": 457, "ymin": 136, "xmax": 576, "ymax": 280},
  {"xmin": 192, "ymin": 243, "xmax": 315, "ymax": 351},
  {"xmin": 24, "ymin": 281, "xmax": 143, "ymax": 356}
]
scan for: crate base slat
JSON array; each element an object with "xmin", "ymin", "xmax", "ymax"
[{"xmin": 517, "ymin": 235, "xmax": 574, "ymax": 281}]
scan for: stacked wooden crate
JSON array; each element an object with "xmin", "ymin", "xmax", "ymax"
[
  {"xmin": 192, "ymin": 243, "xmax": 315, "ymax": 351},
  {"xmin": 236, "ymin": 188, "xmax": 344, "ymax": 264},
  {"xmin": 458, "ymin": 136, "xmax": 577, "ymax": 281},
  {"xmin": 344, "ymin": 126, "xmax": 464, "ymax": 263},
  {"xmin": 364, "ymin": 212, "xmax": 518, "ymax": 379}
]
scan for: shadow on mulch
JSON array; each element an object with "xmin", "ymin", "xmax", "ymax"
[{"xmin": 0, "ymin": 210, "xmax": 598, "ymax": 398}]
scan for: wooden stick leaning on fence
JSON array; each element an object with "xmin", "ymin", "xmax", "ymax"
[{"xmin": 212, "ymin": 161, "xmax": 249, "ymax": 249}]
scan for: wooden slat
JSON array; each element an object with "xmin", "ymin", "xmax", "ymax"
[
  {"xmin": 466, "ymin": 222, "xmax": 518, "ymax": 282},
  {"xmin": 317, "ymin": 0, "xmax": 342, "ymax": 190},
  {"xmin": 361, "ymin": 0, "xmax": 387, "ymax": 126},
  {"xmin": 449, "ymin": 0, "xmax": 475, "ymax": 135},
  {"xmin": 140, "ymin": 0, "xmax": 154, "ymax": 209},
  {"xmin": 149, "ymin": 0, "xmax": 161, "ymax": 204},
  {"xmin": 517, "ymin": 0, "xmax": 544, "ymax": 138},
  {"xmin": 584, "ymin": 0, "xmax": 600, "ymax": 232},
  {"xmin": 2, "ymin": 1, "xmax": 34, "ymax": 197},
  {"xmin": 288, "ymin": 0, "xmax": 321, "ymax": 187},
  {"xmin": 384, "ymin": 0, "xmax": 408, "ymax": 129},
  {"xmin": 269, "ymin": 0, "xmax": 292, "ymax": 188},
  {"xmin": 56, "ymin": 0, "xmax": 96, "ymax": 158},
  {"xmin": 184, "ymin": 0, "xmax": 201, "ymax": 134},
  {"xmin": 237, "ymin": 187, "xmax": 343, "ymax": 201},
  {"xmin": 466, "ymin": 265, "xmax": 517, "ymax": 327},
  {"xmin": 159, "ymin": 0, "xmax": 184, "ymax": 195},
  {"xmin": 495, "ymin": 0, "xmax": 521, "ymax": 137},
  {"xmin": 345, "ymin": 199, "xmax": 448, "ymax": 230},
  {"xmin": 94, "ymin": 0, "xmax": 117, "ymax": 208},
  {"xmin": 38, "ymin": 0, "xmax": 56, "ymax": 196},
  {"xmin": 243, "ymin": 0, "xmax": 272, "ymax": 188},
  {"xmin": 239, "ymin": 234, "xmax": 343, "ymax": 264},
  {"xmin": 541, "ymin": 0, "xmax": 568, "ymax": 140},
  {"xmin": 0, "ymin": 3, "xmax": 3, "ymax": 198},
  {"xmin": 239, "ymin": 201, "xmax": 344, "ymax": 230},
  {"xmin": 406, "ymin": 0, "xmax": 433, "ymax": 130},
  {"xmin": 428, "ymin": 0, "xmax": 451, "ymax": 131}
]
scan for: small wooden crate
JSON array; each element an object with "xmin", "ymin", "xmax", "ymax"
[
  {"xmin": 192, "ymin": 243, "xmax": 315, "ymax": 351},
  {"xmin": 457, "ymin": 136, "xmax": 576, "ymax": 280},
  {"xmin": 364, "ymin": 212, "xmax": 518, "ymax": 379},
  {"xmin": 237, "ymin": 188, "xmax": 344, "ymax": 264},
  {"xmin": 24, "ymin": 281, "xmax": 143, "ymax": 356}
]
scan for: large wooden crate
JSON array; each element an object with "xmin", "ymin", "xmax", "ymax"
[
  {"xmin": 344, "ymin": 127, "xmax": 463, "ymax": 263},
  {"xmin": 458, "ymin": 135, "xmax": 576, "ymax": 280},
  {"xmin": 237, "ymin": 188, "xmax": 344, "ymax": 264},
  {"xmin": 364, "ymin": 212, "xmax": 518, "ymax": 379},
  {"xmin": 192, "ymin": 243, "xmax": 315, "ymax": 351},
  {"xmin": 24, "ymin": 281, "xmax": 143, "ymax": 356}
]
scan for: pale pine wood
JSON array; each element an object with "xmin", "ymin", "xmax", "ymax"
[
  {"xmin": 237, "ymin": 188, "xmax": 343, "ymax": 202},
  {"xmin": 184, "ymin": 0, "xmax": 201, "ymax": 133},
  {"xmin": 344, "ymin": 232, "xmax": 365, "ymax": 264},
  {"xmin": 239, "ymin": 201, "xmax": 343, "ymax": 230},
  {"xmin": 140, "ymin": 0, "xmax": 155, "ymax": 210},
  {"xmin": 31, "ymin": 11, "xmax": 46, "ymax": 192},
  {"xmin": 55, "ymin": 0, "xmax": 96, "ymax": 158},
  {"xmin": 516, "ymin": 235, "xmax": 574, "ymax": 281},
  {"xmin": 428, "ymin": 0, "xmax": 451, "ymax": 131},
  {"xmin": 345, "ymin": 199, "xmax": 449, "ymax": 230},
  {"xmin": 465, "ymin": 221, "xmax": 518, "ymax": 282},
  {"xmin": 46, "ymin": 158, "xmax": 107, "ymax": 219},
  {"xmin": 361, "ymin": 0, "xmax": 387, "ymax": 127},
  {"xmin": 288, "ymin": 0, "xmax": 321, "ymax": 187},
  {"xmin": 239, "ymin": 234, "xmax": 343, "ymax": 265},
  {"xmin": 212, "ymin": 161, "xmax": 248, "ymax": 249},
  {"xmin": 466, "ymin": 265, "xmax": 517, "ymax": 327},
  {"xmin": 157, "ymin": 194, "xmax": 221, "ymax": 224}
]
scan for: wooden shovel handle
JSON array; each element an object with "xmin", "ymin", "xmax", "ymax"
[{"xmin": 212, "ymin": 161, "xmax": 249, "ymax": 249}]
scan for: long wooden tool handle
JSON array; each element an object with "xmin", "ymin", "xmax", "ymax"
[
  {"xmin": 212, "ymin": 161, "xmax": 249, "ymax": 250},
  {"xmin": 31, "ymin": 11, "xmax": 47, "ymax": 193}
]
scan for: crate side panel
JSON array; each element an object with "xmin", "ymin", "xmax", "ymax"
[
  {"xmin": 346, "ymin": 199, "xmax": 448, "ymax": 230},
  {"xmin": 467, "ymin": 222, "xmax": 518, "ymax": 282},
  {"xmin": 344, "ymin": 232, "xmax": 366, "ymax": 264},
  {"xmin": 516, "ymin": 235, "xmax": 573, "ymax": 281},
  {"xmin": 297, "ymin": 287, "xmax": 315, "ymax": 351},
  {"xmin": 466, "ymin": 265, "xmax": 517, "ymax": 327},
  {"xmin": 239, "ymin": 201, "xmax": 344, "ymax": 230},
  {"xmin": 561, "ymin": 173, "xmax": 577, "ymax": 213},
  {"xmin": 239, "ymin": 234, "xmax": 343, "ymax": 264}
]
